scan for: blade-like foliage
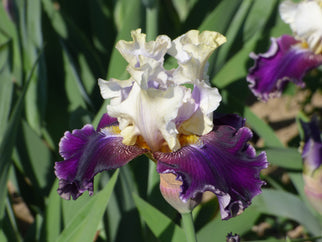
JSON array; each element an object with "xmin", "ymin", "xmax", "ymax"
[
  {"xmin": 56, "ymin": 169, "xmax": 119, "ymax": 242},
  {"xmin": 252, "ymin": 189, "xmax": 322, "ymax": 236},
  {"xmin": 0, "ymin": 51, "xmax": 41, "ymax": 223},
  {"xmin": 133, "ymin": 193, "xmax": 186, "ymax": 242}
]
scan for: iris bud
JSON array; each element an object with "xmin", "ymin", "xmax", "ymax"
[{"xmin": 159, "ymin": 173, "xmax": 202, "ymax": 214}]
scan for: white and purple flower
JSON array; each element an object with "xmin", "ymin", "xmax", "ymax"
[
  {"xmin": 247, "ymin": 0, "xmax": 322, "ymax": 101},
  {"xmin": 55, "ymin": 29, "xmax": 268, "ymax": 219}
]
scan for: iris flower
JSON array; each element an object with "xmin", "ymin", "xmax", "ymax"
[
  {"xmin": 247, "ymin": 0, "xmax": 322, "ymax": 101},
  {"xmin": 55, "ymin": 29, "xmax": 267, "ymax": 220},
  {"xmin": 300, "ymin": 117, "xmax": 322, "ymax": 214}
]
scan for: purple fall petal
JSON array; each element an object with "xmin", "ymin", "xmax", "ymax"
[
  {"xmin": 247, "ymin": 35, "xmax": 322, "ymax": 101},
  {"xmin": 155, "ymin": 115, "xmax": 267, "ymax": 220},
  {"xmin": 55, "ymin": 122, "xmax": 146, "ymax": 200}
]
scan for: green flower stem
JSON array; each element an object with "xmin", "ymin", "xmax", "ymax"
[
  {"xmin": 145, "ymin": 0, "xmax": 158, "ymax": 41},
  {"xmin": 181, "ymin": 212, "xmax": 197, "ymax": 242},
  {"xmin": 147, "ymin": 159, "xmax": 158, "ymax": 198}
]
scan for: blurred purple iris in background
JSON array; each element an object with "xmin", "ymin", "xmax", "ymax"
[{"xmin": 247, "ymin": 0, "xmax": 322, "ymax": 101}]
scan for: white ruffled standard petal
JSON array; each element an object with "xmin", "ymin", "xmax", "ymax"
[
  {"xmin": 167, "ymin": 30, "xmax": 224, "ymax": 135},
  {"xmin": 98, "ymin": 78, "xmax": 133, "ymax": 106},
  {"xmin": 179, "ymin": 81, "xmax": 221, "ymax": 135},
  {"xmin": 99, "ymin": 29, "xmax": 225, "ymax": 152},
  {"xmin": 107, "ymin": 83, "xmax": 186, "ymax": 151},
  {"xmin": 116, "ymin": 28, "xmax": 171, "ymax": 67},
  {"xmin": 168, "ymin": 30, "xmax": 226, "ymax": 83}
]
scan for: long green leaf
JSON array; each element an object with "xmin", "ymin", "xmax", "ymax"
[
  {"xmin": 211, "ymin": 32, "xmax": 261, "ymax": 89},
  {"xmin": 17, "ymin": 0, "xmax": 47, "ymax": 134},
  {"xmin": 242, "ymin": 0, "xmax": 277, "ymax": 42},
  {"xmin": 88, "ymin": 0, "xmax": 114, "ymax": 53},
  {"xmin": 0, "ymin": 4, "xmax": 15, "ymax": 37},
  {"xmin": 20, "ymin": 121, "xmax": 53, "ymax": 193},
  {"xmin": 198, "ymin": 0, "xmax": 242, "ymax": 76},
  {"xmin": 0, "ymin": 1, "xmax": 23, "ymax": 86},
  {"xmin": 41, "ymin": 0, "xmax": 68, "ymax": 38},
  {"xmin": 104, "ymin": 166, "xmax": 144, "ymax": 242},
  {"xmin": 133, "ymin": 193, "xmax": 186, "ymax": 242},
  {"xmin": 198, "ymin": 0, "xmax": 241, "ymax": 33},
  {"xmin": 56, "ymin": 169, "xmax": 119, "ymax": 242},
  {"xmin": 197, "ymin": 207, "xmax": 260, "ymax": 241},
  {"xmin": 265, "ymin": 147, "xmax": 302, "ymax": 170},
  {"xmin": 211, "ymin": 0, "xmax": 278, "ymax": 86},
  {"xmin": 45, "ymin": 180, "xmax": 61, "ymax": 242},
  {"xmin": 0, "ymin": 40, "xmax": 13, "ymax": 142},
  {"xmin": 252, "ymin": 189, "xmax": 322, "ymax": 236},
  {"xmin": 60, "ymin": 41, "xmax": 92, "ymax": 111},
  {"xmin": 244, "ymin": 106, "xmax": 284, "ymax": 148},
  {"xmin": 0, "ymin": 50, "xmax": 41, "ymax": 223},
  {"xmin": 214, "ymin": 0, "xmax": 253, "ymax": 70}
]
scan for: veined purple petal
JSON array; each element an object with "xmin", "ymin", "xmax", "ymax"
[
  {"xmin": 247, "ymin": 35, "xmax": 322, "ymax": 101},
  {"xmin": 55, "ymin": 118, "xmax": 146, "ymax": 200},
  {"xmin": 155, "ymin": 116, "xmax": 267, "ymax": 220}
]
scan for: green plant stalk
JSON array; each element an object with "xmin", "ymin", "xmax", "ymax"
[
  {"xmin": 181, "ymin": 212, "xmax": 197, "ymax": 242},
  {"xmin": 145, "ymin": 0, "xmax": 158, "ymax": 41},
  {"xmin": 147, "ymin": 159, "xmax": 158, "ymax": 198},
  {"xmin": 145, "ymin": 0, "xmax": 159, "ymax": 198}
]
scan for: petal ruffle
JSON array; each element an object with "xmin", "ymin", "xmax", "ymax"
[
  {"xmin": 247, "ymin": 35, "xmax": 322, "ymax": 101},
  {"xmin": 55, "ymin": 119, "xmax": 146, "ymax": 200},
  {"xmin": 169, "ymin": 30, "xmax": 226, "ymax": 83},
  {"xmin": 116, "ymin": 28, "xmax": 171, "ymax": 68},
  {"xmin": 179, "ymin": 82, "xmax": 221, "ymax": 136},
  {"xmin": 99, "ymin": 29, "xmax": 224, "ymax": 151},
  {"xmin": 155, "ymin": 115, "xmax": 267, "ymax": 220}
]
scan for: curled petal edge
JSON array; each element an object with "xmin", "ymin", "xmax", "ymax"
[
  {"xmin": 155, "ymin": 115, "xmax": 268, "ymax": 219},
  {"xmin": 247, "ymin": 35, "xmax": 322, "ymax": 101}
]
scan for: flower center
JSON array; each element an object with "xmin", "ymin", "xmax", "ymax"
[{"xmin": 135, "ymin": 133, "xmax": 201, "ymax": 152}]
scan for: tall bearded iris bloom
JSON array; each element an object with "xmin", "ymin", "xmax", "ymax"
[
  {"xmin": 55, "ymin": 29, "xmax": 268, "ymax": 220},
  {"xmin": 247, "ymin": 0, "xmax": 322, "ymax": 101}
]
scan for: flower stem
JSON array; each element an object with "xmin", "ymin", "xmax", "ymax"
[
  {"xmin": 147, "ymin": 159, "xmax": 158, "ymax": 198},
  {"xmin": 181, "ymin": 212, "xmax": 197, "ymax": 242},
  {"xmin": 145, "ymin": 0, "xmax": 158, "ymax": 41}
]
